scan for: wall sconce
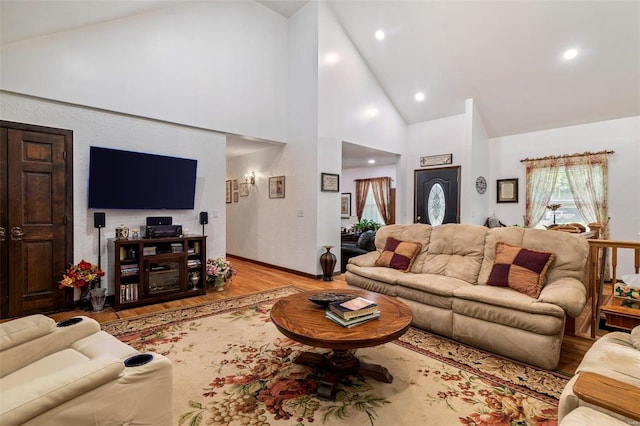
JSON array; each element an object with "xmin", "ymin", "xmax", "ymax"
[{"xmin": 245, "ymin": 171, "xmax": 255, "ymax": 185}]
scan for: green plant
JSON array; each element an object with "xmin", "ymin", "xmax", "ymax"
[{"xmin": 352, "ymin": 218, "xmax": 382, "ymax": 233}]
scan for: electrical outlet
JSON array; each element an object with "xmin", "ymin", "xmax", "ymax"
[{"xmin": 212, "ymin": 210, "xmax": 219, "ymax": 219}]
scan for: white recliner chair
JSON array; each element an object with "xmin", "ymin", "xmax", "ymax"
[
  {"xmin": 0, "ymin": 315, "xmax": 173, "ymax": 425},
  {"xmin": 559, "ymin": 326, "xmax": 640, "ymax": 425}
]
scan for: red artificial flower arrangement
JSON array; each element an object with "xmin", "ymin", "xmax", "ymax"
[{"xmin": 59, "ymin": 260, "xmax": 105, "ymax": 289}]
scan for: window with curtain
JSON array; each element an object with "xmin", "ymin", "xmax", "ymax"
[
  {"xmin": 355, "ymin": 177, "xmax": 391, "ymax": 225},
  {"xmin": 362, "ymin": 187, "xmax": 385, "ymax": 224},
  {"xmin": 523, "ymin": 151, "xmax": 610, "ymax": 237}
]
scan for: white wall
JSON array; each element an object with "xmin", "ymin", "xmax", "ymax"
[
  {"xmin": 490, "ymin": 116, "xmax": 640, "ymax": 242},
  {"xmin": 466, "ymin": 99, "xmax": 491, "ymax": 224},
  {"xmin": 405, "ymin": 114, "xmax": 466, "ymax": 223},
  {"xmin": 1, "ymin": 92, "xmax": 226, "ymax": 298},
  {"xmin": 0, "ymin": 2, "xmax": 289, "ymax": 142},
  {"xmin": 317, "ymin": 2, "xmax": 406, "ymax": 267}
]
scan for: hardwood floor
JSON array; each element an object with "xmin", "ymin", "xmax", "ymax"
[{"xmin": 47, "ymin": 256, "xmax": 594, "ymax": 375}]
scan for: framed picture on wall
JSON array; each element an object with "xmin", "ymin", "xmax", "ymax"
[
  {"xmin": 269, "ymin": 176, "xmax": 285, "ymax": 198},
  {"xmin": 233, "ymin": 179, "xmax": 238, "ymax": 191},
  {"xmin": 225, "ymin": 180, "xmax": 232, "ymax": 203},
  {"xmin": 233, "ymin": 192, "xmax": 239, "ymax": 202},
  {"xmin": 321, "ymin": 173, "xmax": 340, "ymax": 192},
  {"xmin": 341, "ymin": 193, "xmax": 351, "ymax": 218},
  {"xmin": 497, "ymin": 178, "xmax": 518, "ymax": 203},
  {"xmin": 239, "ymin": 183, "xmax": 249, "ymax": 197}
]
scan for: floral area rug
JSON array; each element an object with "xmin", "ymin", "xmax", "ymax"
[{"xmin": 102, "ymin": 287, "xmax": 568, "ymax": 426}]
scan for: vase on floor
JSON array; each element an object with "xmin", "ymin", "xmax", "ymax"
[
  {"xmin": 320, "ymin": 246, "xmax": 337, "ymax": 281},
  {"xmin": 89, "ymin": 287, "xmax": 107, "ymax": 312}
]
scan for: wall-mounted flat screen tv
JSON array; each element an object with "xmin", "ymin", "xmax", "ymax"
[{"xmin": 88, "ymin": 146, "xmax": 197, "ymax": 209}]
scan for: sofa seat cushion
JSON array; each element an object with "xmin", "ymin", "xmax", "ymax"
[
  {"xmin": 454, "ymin": 285, "xmax": 566, "ymax": 318},
  {"xmin": 346, "ymin": 265, "xmax": 404, "ymax": 285},
  {"xmin": 396, "ymin": 275, "xmax": 471, "ymax": 311},
  {"xmin": 453, "ymin": 297, "xmax": 564, "ymax": 336},
  {"xmin": 397, "ymin": 274, "xmax": 471, "ymax": 298}
]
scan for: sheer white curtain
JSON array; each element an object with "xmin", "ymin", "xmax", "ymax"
[
  {"xmin": 524, "ymin": 158, "xmax": 560, "ymax": 227},
  {"xmin": 564, "ymin": 153, "xmax": 609, "ymax": 238}
]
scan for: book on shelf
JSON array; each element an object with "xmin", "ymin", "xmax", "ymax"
[
  {"xmin": 325, "ymin": 309, "xmax": 380, "ymax": 328},
  {"xmin": 328, "ymin": 296, "xmax": 378, "ymax": 319}
]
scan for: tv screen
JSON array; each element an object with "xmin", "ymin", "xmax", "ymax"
[{"xmin": 88, "ymin": 147, "xmax": 197, "ymax": 209}]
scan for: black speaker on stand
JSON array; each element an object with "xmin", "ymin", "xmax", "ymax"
[
  {"xmin": 94, "ymin": 212, "xmax": 105, "ymax": 270},
  {"xmin": 199, "ymin": 211, "xmax": 208, "ymax": 236}
]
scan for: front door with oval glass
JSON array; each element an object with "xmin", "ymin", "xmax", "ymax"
[{"xmin": 414, "ymin": 166, "xmax": 460, "ymax": 225}]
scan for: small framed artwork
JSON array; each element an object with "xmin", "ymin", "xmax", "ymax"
[
  {"xmin": 420, "ymin": 153, "xmax": 453, "ymax": 168},
  {"xmin": 225, "ymin": 180, "xmax": 232, "ymax": 203},
  {"xmin": 239, "ymin": 183, "xmax": 249, "ymax": 197},
  {"xmin": 321, "ymin": 173, "xmax": 339, "ymax": 192},
  {"xmin": 341, "ymin": 193, "xmax": 351, "ymax": 218},
  {"xmin": 233, "ymin": 192, "xmax": 239, "ymax": 203},
  {"xmin": 232, "ymin": 179, "xmax": 238, "ymax": 191},
  {"xmin": 497, "ymin": 178, "xmax": 518, "ymax": 203},
  {"xmin": 269, "ymin": 176, "xmax": 285, "ymax": 199}
]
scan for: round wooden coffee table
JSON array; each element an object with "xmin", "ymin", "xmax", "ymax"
[{"xmin": 270, "ymin": 289, "xmax": 412, "ymax": 400}]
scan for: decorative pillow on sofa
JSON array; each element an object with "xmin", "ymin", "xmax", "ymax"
[
  {"xmin": 487, "ymin": 242, "xmax": 556, "ymax": 298},
  {"xmin": 374, "ymin": 237, "xmax": 421, "ymax": 272}
]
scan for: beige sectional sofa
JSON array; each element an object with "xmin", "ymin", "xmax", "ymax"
[{"xmin": 345, "ymin": 223, "xmax": 589, "ymax": 370}]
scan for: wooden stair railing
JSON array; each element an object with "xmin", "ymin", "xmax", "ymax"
[{"xmin": 587, "ymin": 239, "xmax": 640, "ymax": 338}]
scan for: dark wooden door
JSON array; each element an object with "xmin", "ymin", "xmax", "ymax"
[
  {"xmin": 0, "ymin": 121, "xmax": 73, "ymax": 318},
  {"xmin": 414, "ymin": 166, "xmax": 460, "ymax": 225}
]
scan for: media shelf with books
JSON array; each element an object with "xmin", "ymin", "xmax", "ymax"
[{"xmin": 108, "ymin": 235, "xmax": 206, "ymax": 310}]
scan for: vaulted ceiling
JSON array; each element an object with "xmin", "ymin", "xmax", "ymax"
[{"xmin": 2, "ymin": 1, "xmax": 638, "ymax": 166}]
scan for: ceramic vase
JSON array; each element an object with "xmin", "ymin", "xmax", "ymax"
[{"xmin": 320, "ymin": 246, "xmax": 337, "ymax": 281}]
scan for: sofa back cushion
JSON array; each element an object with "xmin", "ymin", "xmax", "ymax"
[
  {"xmin": 479, "ymin": 227, "xmax": 589, "ymax": 288},
  {"xmin": 374, "ymin": 224, "xmax": 432, "ymax": 271},
  {"xmin": 420, "ymin": 223, "xmax": 488, "ymax": 284}
]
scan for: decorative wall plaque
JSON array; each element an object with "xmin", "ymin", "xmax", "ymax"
[{"xmin": 420, "ymin": 153, "xmax": 453, "ymax": 167}]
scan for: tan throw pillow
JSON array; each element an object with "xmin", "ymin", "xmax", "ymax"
[
  {"xmin": 487, "ymin": 242, "xmax": 556, "ymax": 298},
  {"xmin": 374, "ymin": 237, "xmax": 421, "ymax": 272}
]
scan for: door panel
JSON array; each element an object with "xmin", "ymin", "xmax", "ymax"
[
  {"xmin": 414, "ymin": 166, "xmax": 461, "ymax": 225},
  {"xmin": 2, "ymin": 123, "xmax": 73, "ymax": 318}
]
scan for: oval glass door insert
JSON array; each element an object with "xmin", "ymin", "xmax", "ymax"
[{"xmin": 427, "ymin": 183, "xmax": 446, "ymax": 226}]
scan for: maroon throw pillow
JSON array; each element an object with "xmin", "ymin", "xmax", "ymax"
[
  {"xmin": 487, "ymin": 242, "xmax": 556, "ymax": 298},
  {"xmin": 374, "ymin": 237, "xmax": 422, "ymax": 272}
]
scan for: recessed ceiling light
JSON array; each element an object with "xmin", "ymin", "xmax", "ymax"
[
  {"xmin": 375, "ymin": 30, "xmax": 385, "ymax": 40},
  {"xmin": 324, "ymin": 52, "xmax": 339, "ymax": 64},
  {"xmin": 368, "ymin": 159, "xmax": 376, "ymax": 164},
  {"xmin": 365, "ymin": 107, "xmax": 379, "ymax": 118},
  {"xmin": 563, "ymin": 48, "xmax": 578, "ymax": 60},
  {"xmin": 414, "ymin": 92, "xmax": 425, "ymax": 102}
]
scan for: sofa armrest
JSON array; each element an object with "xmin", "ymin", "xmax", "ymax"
[
  {"xmin": 0, "ymin": 355, "xmax": 124, "ymax": 425},
  {"xmin": 347, "ymin": 250, "xmax": 379, "ymax": 267},
  {"xmin": 538, "ymin": 277, "xmax": 587, "ymax": 317}
]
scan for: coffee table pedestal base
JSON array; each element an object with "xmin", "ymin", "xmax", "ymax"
[{"xmin": 294, "ymin": 349, "xmax": 393, "ymax": 400}]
